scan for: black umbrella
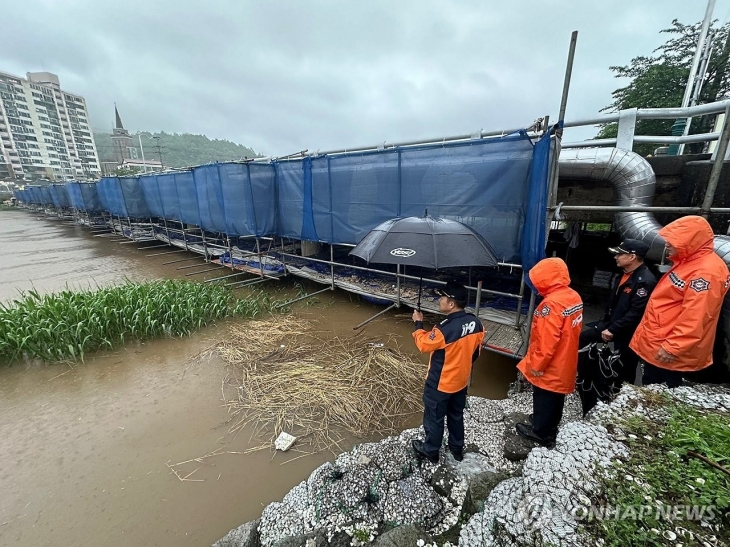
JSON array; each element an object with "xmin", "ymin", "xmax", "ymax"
[{"xmin": 349, "ymin": 212, "xmax": 498, "ymax": 309}]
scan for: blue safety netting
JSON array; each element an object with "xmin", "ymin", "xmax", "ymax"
[
  {"xmin": 67, "ymin": 182, "xmax": 104, "ymax": 213},
  {"xmin": 174, "ymin": 171, "xmax": 201, "ymax": 226},
  {"xmin": 191, "ymin": 164, "xmax": 228, "ymax": 234},
  {"xmin": 49, "ymin": 184, "xmax": 71, "ymax": 209},
  {"xmin": 138, "ymin": 174, "xmax": 164, "ymax": 218},
  {"xmin": 19, "ymin": 130, "xmax": 550, "ymax": 267},
  {"xmin": 276, "ymin": 133, "xmax": 545, "ymax": 263},
  {"xmin": 97, "ymin": 177, "xmax": 151, "ymax": 219},
  {"xmin": 40, "ymin": 186, "xmax": 53, "ymax": 206},
  {"xmin": 190, "ymin": 162, "xmax": 276, "ymax": 237}
]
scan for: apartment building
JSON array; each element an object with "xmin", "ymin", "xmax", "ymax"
[{"xmin": 0, "ymin": 70, "xmax": 101, "ymax": 181}]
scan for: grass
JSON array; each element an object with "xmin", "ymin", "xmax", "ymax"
[
  {"xmin": 584, "ymin": 402, "xmax": 730, "ymax": 545},
  {"xmin": 0, "ymin": 280, "xmax": 278, "ymax": 364},
  {"xmin": 214, "ymin": 314, "xmax": 424, "ymax": 452}
]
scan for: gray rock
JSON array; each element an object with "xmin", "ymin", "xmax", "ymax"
[
  {"xmin": 271, "ymin": 529, "xmax": 327, "ymax": 547},
  {"xmin": 373, "ymin": 524, "xmax": 433, "ymax": 547},
  {"xmin": 503, "ymin": 429, "xmax": 537, "ymax": 462},
  {"xmin": 429, "ymin": 463, "xmax": 459, "ymax": 498},
  {"xmin": 212, "ymin": 519, "xmax": 260, "ymax": 547},
  {"xmin": 462, "ymin": 467, "xmax": 512, "ymax": 516},
  {"xmin": 503, "ymin": 412, "xmax": 531, "ymax": 430},
  {"xmin": 382, "ymin": 473, "xmax": 443, "ymax": 528}
]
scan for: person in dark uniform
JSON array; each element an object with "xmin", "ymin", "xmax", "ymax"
[
  {"xmin": 411, "ymin": 281, "xmax": 485, "ymax": 464},
  {"xmin": 578, "ymin": 239, "xmax": 657, "ymax": 414}
]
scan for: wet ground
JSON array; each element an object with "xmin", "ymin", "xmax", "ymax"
[{"xmin": 0, "ymin": 210, "xmax": 518, "ymax": 547}]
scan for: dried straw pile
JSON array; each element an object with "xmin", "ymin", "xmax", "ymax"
[{"xmin": 216, "ymin": 314, "xmax": 425, "ymax": 452}]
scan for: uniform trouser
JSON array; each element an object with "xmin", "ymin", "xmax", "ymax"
[
  {"xmin": 532, "ymin": 384, "xmax": 565, "ymax": 443},
  {"xmin": 641, "ymin": 360, "xmax": 683, "ymax": 388},
  {"xmin": 422, "ymin": 386, "xmax": 467, "ymax": 458}
]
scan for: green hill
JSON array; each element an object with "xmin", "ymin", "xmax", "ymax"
[{"xmin": 93, "ymin": 132, "xmax": 260, "ymax": 169}]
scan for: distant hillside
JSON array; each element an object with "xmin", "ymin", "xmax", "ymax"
[{"xmin": 93, "ymin": 132, "xmax": 260, "ymax": 169}]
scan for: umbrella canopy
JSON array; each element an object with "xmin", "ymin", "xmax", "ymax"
[{"xmin": 349, "ymin": 215, "xmax": 498, "ymax": 269}]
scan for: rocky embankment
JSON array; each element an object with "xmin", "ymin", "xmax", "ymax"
[{"xmin": 213, "ymin": 384, "xmax": 730, "ymax": 547}]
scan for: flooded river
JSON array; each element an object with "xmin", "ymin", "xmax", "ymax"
[{"xmin": 0, "ymin": 210, "xmax": 517, "ymax": 547}]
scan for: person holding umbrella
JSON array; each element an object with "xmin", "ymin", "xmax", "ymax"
[
  {"xmin": 516, "ymin": 257, "xmax": 583, "ymax": 448},
  {"xmin": 411, "ymin": 281, "xmax": 485, "ymax": 464}
]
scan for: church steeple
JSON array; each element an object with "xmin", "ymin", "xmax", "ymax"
[{"xmin": 114, "ymin": 103, "xmax": 124, "ymax": 130}]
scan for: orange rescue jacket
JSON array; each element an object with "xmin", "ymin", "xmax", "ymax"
[
  {"xmin": 630, "ymin": 216, "xmax": 729, "ymax": 372},
  {"xmin": 517, "ymin": 258, "xmax": 583, "ymax": 394}
]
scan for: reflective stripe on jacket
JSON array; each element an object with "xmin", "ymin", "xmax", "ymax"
[
  {"xmin": 517, "ymin": 257, "xmax": 583, "ymax": 394},
  {"xmin": 630, "ymin": 216, "xmax": 730, "ymax": 372},
  {"xmin": 413, "ymin": 310, "xmax": 485, "ymax": 393}
]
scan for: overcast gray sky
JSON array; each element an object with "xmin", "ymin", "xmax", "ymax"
[{"xmin": 3, "ymin": 0, "xmax": 729, "ymax": 156}]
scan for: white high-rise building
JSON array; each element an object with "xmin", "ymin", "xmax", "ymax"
[{"xmin": 0, "ymin": 70, "xmax": 101, "ymax": 181}]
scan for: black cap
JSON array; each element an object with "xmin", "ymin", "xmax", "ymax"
[
  {"xmin": 433, "ymin": 281, "xmax": 468, "ymax": 303},
  {"xmin": 608, "ymin": 239, "xmax": 650, "ymax": 258}
]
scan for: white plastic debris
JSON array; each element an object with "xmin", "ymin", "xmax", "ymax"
[{"xmin": 274, "ymin": 432, "xmax": 297, "ymax": 451}]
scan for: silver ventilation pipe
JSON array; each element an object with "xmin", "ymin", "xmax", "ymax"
[
  {"xmin": 558, "ymin": 147, "xmax": 730, "ymax": 263},
  {"xmin": 559, "ymin": 147, "xmax": 730, "ymax": 368}
]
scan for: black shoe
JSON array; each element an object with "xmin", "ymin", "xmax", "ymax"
[
  {"xmin": 411, "ymin": 439, "xmax": 439, "ymax": 464},
  {"xmin": 448, "ymin": 447, "xmax": 464, "ymax": 462},
  {"xmin": 516, "ymin": 423, "xmax": 555, "ymax": 448}
]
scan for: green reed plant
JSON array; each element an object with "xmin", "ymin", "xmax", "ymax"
[{"xmin": 0, "ymin": 280, "xmax": 278, "ymax": 364}]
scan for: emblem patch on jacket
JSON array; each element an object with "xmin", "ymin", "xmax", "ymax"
[
  {"xmin": 725, "ymin": 275, "xmax": 730, "ymax": 290},
  {"xmin": 540, "ymin": 305, "xmax": 551, "ymax": 316},
  {"xmin": 689, "ymin": 278, "xmax": 710, "ymax": 292},
  {"xmin": 428, "ymin": 330, "xmax": 437, "ymax": 340},
  {"xmin": 636, "ymin": 288, "xmax": 647, "ymax": 297}
]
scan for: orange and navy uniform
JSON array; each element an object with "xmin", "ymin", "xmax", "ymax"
[{"xmin": 412, "ymin": 310, "xmax": 485, "ymax": 393}]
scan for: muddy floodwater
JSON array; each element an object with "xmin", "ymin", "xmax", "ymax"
[{"xmin": 0, "ymin": 210, "xmax": 518, "ymax": 547}]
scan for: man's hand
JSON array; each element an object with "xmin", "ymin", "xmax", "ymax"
[
  {"xmin": 656, "ymin": 347, "xmax": 676, "ymax": 364},
  {"xmin": 412, "ymin": 310, "xmax": 424, "ymax": 322},
  {"xmin": 601, "ymin": 329, "xmax": 614, "ymax": 342}
]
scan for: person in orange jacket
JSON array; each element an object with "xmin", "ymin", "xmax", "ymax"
[
  {"xmin": 630, "ymin": 215, "xmax": 730, "ymax": 388},
  {"xmin": 516, "ymin": 257, "xmax": 583, "ymax": 447},
  {"xmin": 411, "ymin": 281, "xmax": 485, "ymax": 464}
]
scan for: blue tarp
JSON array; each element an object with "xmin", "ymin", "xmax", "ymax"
[
  {"xmin": 49, "ymin": 184, "xmax": 71, "ymax": 208},
  {"xmin": 97, "ymin": 177, "xmax": 151, "ymax": 218},
  {"xmin": 191, "ymin": 163, "xmax": 276, "ymax": 237},
  {"xmin": 276, "ymin": 134, "xmax": 538, "ymax": 263},
  {"xmin": 174, "ymin": 171, "xmax": 201, "ymax": 226},
  {"xmin": 40, "ymin": 186, "xmax": 53, "ymax": 206},
  {"xmin": 68, "ymin": 182, "xmax": 104, "ymax": 213},
  {"xmin": 138, "ymin": 174, "xmax": 164, "ymax": 218},
  {"xmin": 21, "ymin": 131, "xmax": 550, "ymax": 266},
  {"xmin": 192, "ymin": 164, "xmax": 228, "ymax": 234}
]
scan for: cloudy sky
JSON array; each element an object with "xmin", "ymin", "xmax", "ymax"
[{"xmin": 3, "ymin": 0, "xmax": 729, "ymax": 156}]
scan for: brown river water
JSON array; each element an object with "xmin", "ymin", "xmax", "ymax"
[{"xmin": 0, "ymin": 209, "xmax": 517, "ymax": 547}]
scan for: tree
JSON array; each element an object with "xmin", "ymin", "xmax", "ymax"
[
  {"xmin": 597, "ymin": 19, "xmax": 730, "ymax": 156},
  {"xmin": 112, "ymin": 166, "xmax": 143, "ymax": 177}
]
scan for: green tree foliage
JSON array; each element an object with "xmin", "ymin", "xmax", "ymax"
[
  {"xmin": 93, "ymin": 132, "xmax": 260, "ymax": 169},
  {"xmin": 112, "ymin": 166, "xmax": 143, "ymax": 177},
  {"xmin": 597, "ymin": 19, "xmax": 730, "ymax": 156}
]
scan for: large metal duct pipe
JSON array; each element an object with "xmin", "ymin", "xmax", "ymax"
[{"xmin": 559, "ymin": 147, "xmax": 730, "ymax": 372}]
